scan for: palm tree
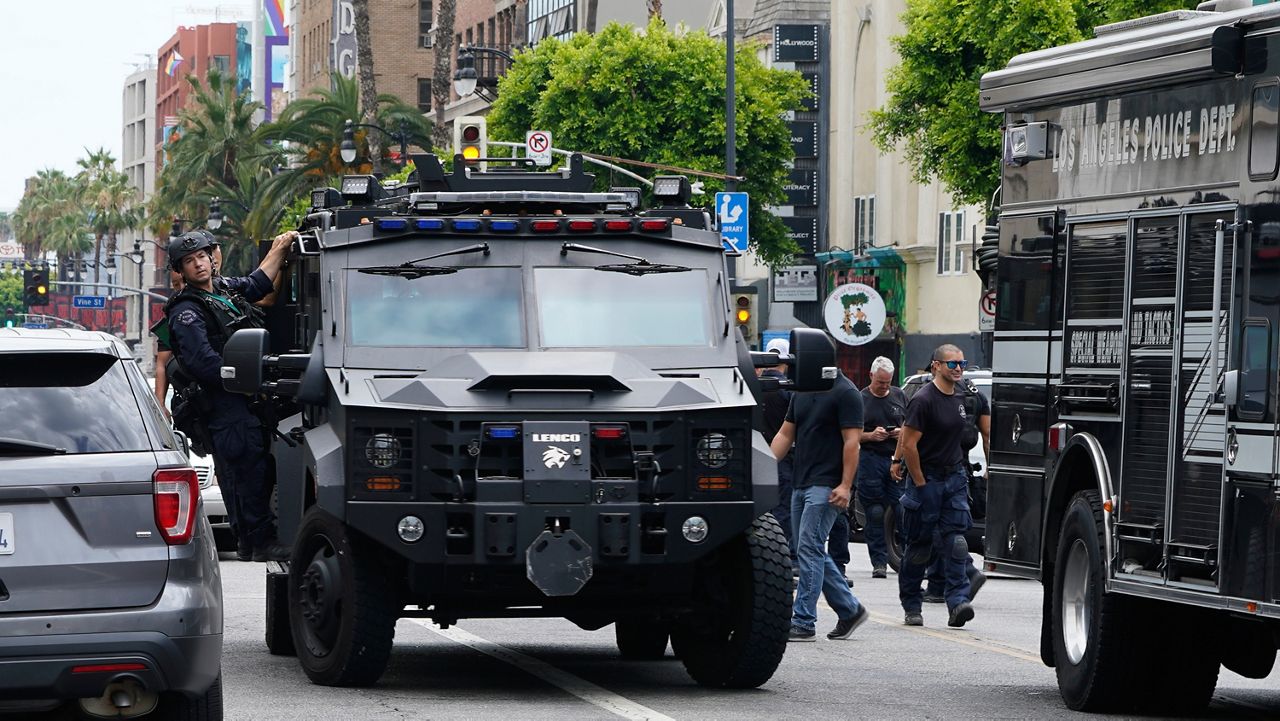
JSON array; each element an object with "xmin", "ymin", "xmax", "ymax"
[
  {"xmin": 431, "ymin": 0, "xmax": 457, "ymax": 151},
  {"xmin": 13, "ymin": 169, "xmax": 91, "ymax": 274},
  {"xmin": 151, "ymin": 69, "xmax": 272, "ymax": 241},
  {"xmin": 261, "ymin": 74, "xmax": 433, "ymax": 218},
  {"xmin": 78, "ymin": 148, "xmax": 141, "ymax": 283},
  {"xmin": 352, "ymin": 0, "xmax": 384, "ymax": 174}
]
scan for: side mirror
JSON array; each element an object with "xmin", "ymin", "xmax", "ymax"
[
  {"xmin": 788, "ymin": 328, "xmax": 837, "ymax": 392},
  {"xmin": 221, "ymin": 328, "xmax": 268, "ymax": 395},
  {"xmin": 1224, "ymin": 369, "xmax": 1239, "ymax": 407}
]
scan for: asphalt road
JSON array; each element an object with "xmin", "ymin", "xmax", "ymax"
[
  {"xmin": 14, "ymin": 545, "xmax": 1280, "ymax": 719},
  {"xmin": 211, "ymin": 547, "xmax": 1280, "ymax": 721}
]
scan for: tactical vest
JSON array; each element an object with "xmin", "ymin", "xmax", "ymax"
[{"xmin": 163, "ymin": 279, "xmax": 263, "ymax": 357}]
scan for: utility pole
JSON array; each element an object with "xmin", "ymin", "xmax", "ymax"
[{"xmin": 725, "ymin": 0, "xmax": 736, "ymax": 193}]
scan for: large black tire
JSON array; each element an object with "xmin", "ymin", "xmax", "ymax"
[
  {"xmin": 289, "ymin": 507, "xmax": 398, "ymax": 686},
  {"xmin": 670, "ymin": 514, "xmax": 792, "ymax": 688},
  {"xmin": 1051, "ymin": 490, "xmax": 1219, "ymax": 713},
  {"xmin": 157, "ymin": 669, "xmax": 222, "ymax": 720},
  {"xmin": 614, "ymin": 619, "xmax": 670, "ymax": 660}
]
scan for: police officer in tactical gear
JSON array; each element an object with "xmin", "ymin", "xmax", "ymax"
[{"xmin": 166, "ymin": 228, "xmax": 297, "ymax": 561}]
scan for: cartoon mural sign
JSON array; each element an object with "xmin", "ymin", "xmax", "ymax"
[{"xmin": 822, "ymin": 282, "xmax": 886, "ymax": 347}]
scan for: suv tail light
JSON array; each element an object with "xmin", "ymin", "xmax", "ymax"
[{"xmin": 154, "ymin": 468, "xmax": 198, "ymax": 545}]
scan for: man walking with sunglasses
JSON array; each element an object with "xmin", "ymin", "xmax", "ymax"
[{"xmin": 893, "ymin": 344, "xmax": 979, "ymax": 628}]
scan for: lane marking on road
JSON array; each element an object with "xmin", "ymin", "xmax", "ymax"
[
  {"xmin": 410, "ymin": 620, "xmax": 676, "ymax": 721},
  {"xmin": 820, "ymin": 600, "xmax": 1041, "ymax": 664}
]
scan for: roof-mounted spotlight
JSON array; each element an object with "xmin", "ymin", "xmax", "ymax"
[
  {"xmin": 311, "ymin": 187, "xmax": 344, "ymax": 211},
  {"xmin": 652, "ymin": 175, "xmax": 692, "ymax": 207}
]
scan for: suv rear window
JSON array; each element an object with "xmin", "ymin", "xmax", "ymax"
[{"xmin": 0, "ymin": 353, "xmax": 151, "ymax": 453}]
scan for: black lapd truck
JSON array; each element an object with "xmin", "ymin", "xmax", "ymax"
[{"xmin": 220, "ymin": 153, "xmax": 836, "ymax": 689}]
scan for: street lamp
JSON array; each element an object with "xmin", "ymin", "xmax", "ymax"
[
  {"xmin": 453, "ymin": 49, "xmax": 478, "ymax": 97},
  {"xmin": 206, "ymin": 197, "xmax": 249, "ymax": 232},
  {"xmin": 453, "ymin": 45, "xmax": 515, "ymax": 101},
  {"xmin": 207, "ymin": 197, "xmax": 224, "ymax": 231},
  {"xmin": 339, "ymin": 118, "xmax": 412, "ymax": 169}
]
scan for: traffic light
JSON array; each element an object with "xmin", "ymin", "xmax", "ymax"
[
  {"xmin": 24, "ymin": 268, "xmax": 49, "ymax": 307},
  {"xmin": 4, "ymin": 307, "xmax": 14, "ymax": 328},
  {"xmin": 731, "ymin": 288, "xmax": 758, "ymax": 348},
  {"xmin": 453, "ymin": 116, "xmax": 487, "ymax": 167}
]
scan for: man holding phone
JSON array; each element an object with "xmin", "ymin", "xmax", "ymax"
[{"xmin": 857, "ymin": 357, "xmax": 908, "ymax": 578}]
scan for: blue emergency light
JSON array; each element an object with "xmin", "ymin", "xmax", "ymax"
[
  {"xmin": 415, "ymin": 219, "xmax": 446, "ymax": 231},
  {"xmin": 453, "ymin": 219, "xmax": 482, "ymax": 232},
  {"xmin": 486, "ymin": 425, "xmax": 520, "ymax": 439},
  {"xmin": 489, "ymin": 220, "xmax": 519, "ymax": 232},
  {"xmin": 376, "ymin": 218, "xmax": 408, "ymax": 231}
]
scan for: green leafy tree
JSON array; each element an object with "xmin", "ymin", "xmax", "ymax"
[
  {"xmin": 487, "ymin": 20, "xmax": 809, "ymax": 265},
  {"xmin": 869, "ymin": 0, "xmax": 1198, "ymax": 207},
  {"xmin": 0, "ymin": 270, "xmax": 22, "ymax": 312}
]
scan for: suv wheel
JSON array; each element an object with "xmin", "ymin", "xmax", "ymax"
[
  {"xmin": 670, "ymin": 513, "xmax": 792, "ymax": 688},
  {"xmin": 289, "ymin": 507, "xmax": 398, "ymax": 686},
  {"xmin": 614, "ymin": 619, "xmax": 670, "ymax": 660}
]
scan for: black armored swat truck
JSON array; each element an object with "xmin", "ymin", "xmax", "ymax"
[{"xmin": 220, "ymin": 153, "xmax": 836, "ymax": 689}]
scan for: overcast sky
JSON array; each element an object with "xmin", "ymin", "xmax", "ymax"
[{"xmin": 0, "ymin": 1, "xmax": 258, "ymax": 210}]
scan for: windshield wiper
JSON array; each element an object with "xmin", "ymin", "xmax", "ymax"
[
  {"xmin": 561, "ymin": 242, "xmax": 691, "ymax": 276},
  {"xmin": 0, "ymin": 437, "xmax": 66, "ymax": 455},
  {"xmin": 353, "ymin": 242, "xmax": 491, "ymax": 279}
]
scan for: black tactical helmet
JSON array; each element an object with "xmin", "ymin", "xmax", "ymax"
[{"xmin": 167, "ymin": 230, "xmax": 218, "ymax": 272}]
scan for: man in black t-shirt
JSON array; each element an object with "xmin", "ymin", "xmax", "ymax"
[
  {"xmin": 857, "ymin": 356, "xmax": 907, "ymax": 578},
  {"xmin": 771, "ymin": 371, "xmax": 869, "ymax": 642},
  {"xmin": 894, "ymin": 344, "xmax": 979, "ymax": 628}
]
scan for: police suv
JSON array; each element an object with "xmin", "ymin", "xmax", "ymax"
[{"xmin": 220, "ymin": 153, "xmax": 835, "ymax": 689}]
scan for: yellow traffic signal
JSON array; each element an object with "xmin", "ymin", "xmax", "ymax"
[
  {"xmin": 453, "ymin": 116, "xmax": 487, "ymax": 167},
  {"xmin": 731, "ymin": 290, "xmax": 758, "ymax": 347}
]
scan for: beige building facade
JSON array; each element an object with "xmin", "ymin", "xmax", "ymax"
[{"xmin": 716, "ymin": 0, "xmax": 988, "ymax": 373}]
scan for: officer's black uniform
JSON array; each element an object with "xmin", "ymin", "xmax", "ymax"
[{"xmin": 165, "ymin": 232, "xmax": 284, "ymax": 560}]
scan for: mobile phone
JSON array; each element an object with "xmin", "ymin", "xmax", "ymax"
[{"xmin": 885, "ymin": 425, "xmax": 898, "ymax": 432}]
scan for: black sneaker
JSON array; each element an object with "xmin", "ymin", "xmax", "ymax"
[
  {"xmin": 236, "ymin": 540, "xmax": 252, "ymax": 562},
  {"xmin": 787, "ymin": 626, "xmax": 816, "ymax": 642},
  {"xmin": 252, "ymin": 542, "xmax": 292, "ymax": 562},
  {"xmin": 872, "ymin": 566, "xmax": 887, "ymax": 579},
  {"xmin": 904, "ymin": 611, "xmax": 923, "ymax": 626},
  {"xmin": 827, "ymin": 605, "xmax": 869, "ymax": 640},
  {"xmin": 923, "ymin": 592, "xmax": 945, "ymax": 603},
  {"xmin": 968, "ymin": 568, "xmax": 987, "ymax": 603},
  {"xmin": 948, "ymin": 601, "xmax": 975, "ymax": 628}
]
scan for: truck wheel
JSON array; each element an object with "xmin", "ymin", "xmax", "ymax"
[
  {"xmin": 1052, "ymin": 490, "xmax": 1147, "ymax": 711},
  {"xmin": 614, "ymin": 619, "xmax": 669, "ymax": 660},
  {"xmin": 670, "ymin": 514, "xmax": 792, "ymax": 688},
  {"xmin": 883, "ymin": 506, "xmax": 903, "ymax": 573},
  {"xmin": 289, "ymin": 508, "xmax": 397, "ymax": 686}
]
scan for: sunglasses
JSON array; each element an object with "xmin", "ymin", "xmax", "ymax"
[{"xmin": 936, "ymin": 359, "xmax": 968, "ymax": 370}]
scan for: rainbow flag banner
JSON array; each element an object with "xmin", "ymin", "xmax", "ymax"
[
  {"xmin": 165, "ymin": 51, "xmax": 184, "ymax": 77},
  {"xmin": 264, "ymin": 0, "xmax": 286, "ymax": 37}
]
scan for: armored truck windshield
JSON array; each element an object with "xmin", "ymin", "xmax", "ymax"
[{"xmin": 338, "ymin": 233, "xmax": 718, "ymax": 356}]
